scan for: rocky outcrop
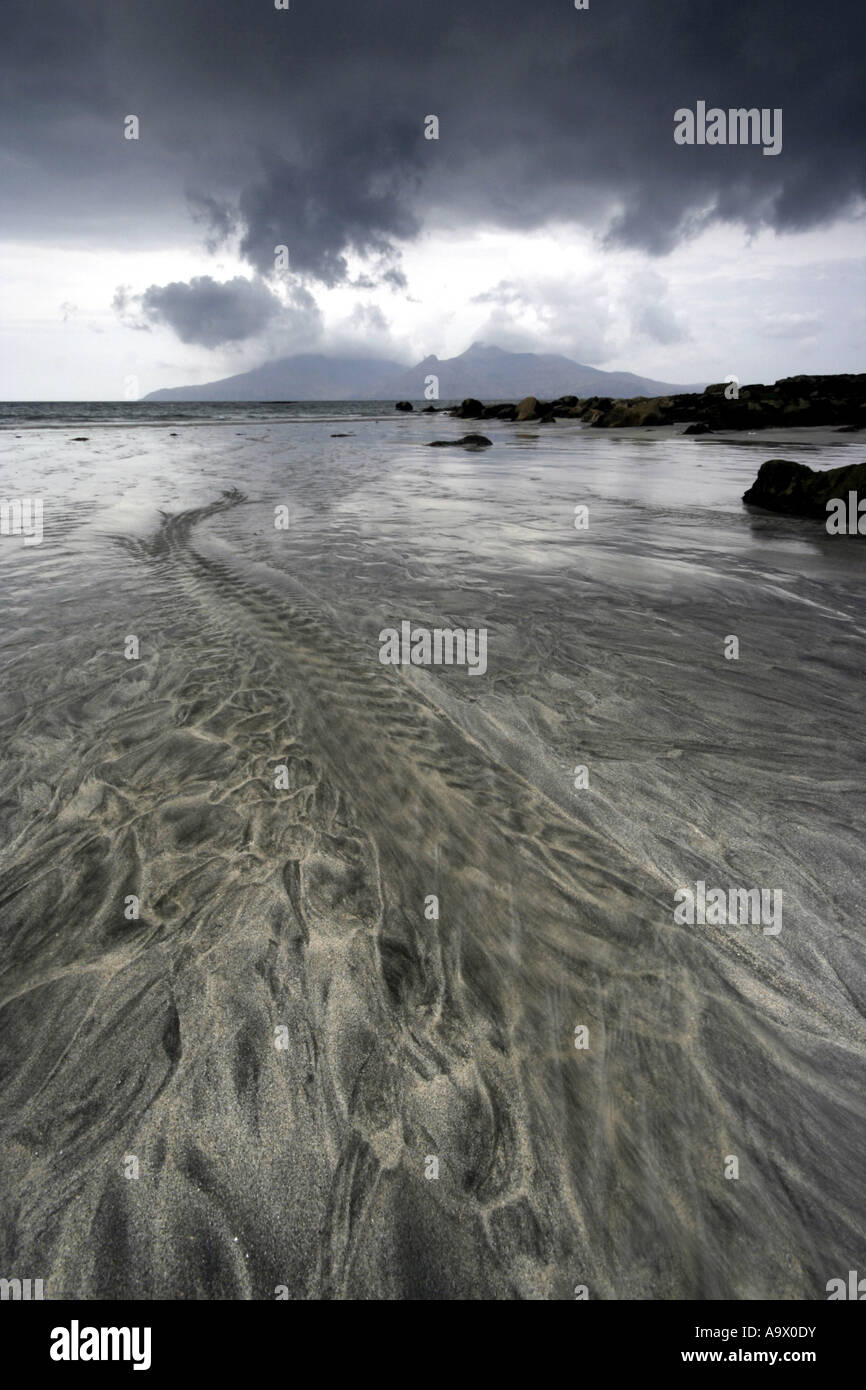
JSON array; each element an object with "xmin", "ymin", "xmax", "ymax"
[
  {"xmin": 742, "ymin": 458, "xmax": 866, "ymax": 521},
  {"xmin": 573, "ymin": 374, "xmax": 866, "ymax": 430},
  {"xmin": 395, "ymin": 400, "xmax": 414, "ymax": 412},
  {"xmin": 435, "ymin": 374, "xmax": 866, "ymax": 431}
]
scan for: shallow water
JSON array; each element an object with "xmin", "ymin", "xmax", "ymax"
[{"xmin": 0, "ymin": 411, "xmax": 864, "ymax": 1299}]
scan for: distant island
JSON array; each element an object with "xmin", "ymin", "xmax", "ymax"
[{"xmin": 143, "ymin": 342, "xmax": 704, "ymax": 403}]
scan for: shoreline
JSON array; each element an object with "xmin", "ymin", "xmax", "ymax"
[{"xmin": 1, "ymin": 412, "xmax": 864, "ymax": 447}]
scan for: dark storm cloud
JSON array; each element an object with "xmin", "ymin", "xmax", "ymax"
[
  {"xmin": 234, "ymin": 128, "xmax": 421, "ymax": 286},
  {"xmin": 2, "ymin": 0, "xmax": 864, "ymax": 271},
  {"xmin": 113, "ymin": 274, "xmax": 320, "ymax": 350},
  {"xmin": 138, "ymin": 276, "xmax": 281, "ymax": 346}
]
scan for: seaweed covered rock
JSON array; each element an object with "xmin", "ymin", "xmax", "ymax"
[
  {"xmin": 428, "ymin": 433, "xmax": 492, "ymax": 449},
  {"xmin": 742, "ymin": 458, "xmax": 866, "ymax": 523}
]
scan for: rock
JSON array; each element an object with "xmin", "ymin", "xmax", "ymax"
[
  {"xmin": 70, "ymin": 436, "xmax": 89, "ymax": 442},
  {"xmin": 452, "ymin": 398, "xmax": 485, "ymax": 419},
  {"xmin": 742, "ymin": 458, "xmax": 866, "ymax": 520},
  {"xmin": 428, "ymin": 434, "xmax": 492, "ymax": 449},
  {"xmin": 395, "ymin": 401, "xmax": 414, "ymax": 412},
  {"xmin": 421, "ymin": 405, "xmax": 438, "ymax": 413},
  {"xmin": 330, "ymin": 432, "xmax": 354, "ymax": 437},
  {"xmin": 515, "ymin": 396, "xmax": 539, "ymax": 421},
  {"xmin": 683, "ymin": 421, "xmax": 712, "ymax": 434}
]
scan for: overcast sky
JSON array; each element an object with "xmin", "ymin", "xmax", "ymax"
[{"xmin": 2, "ymin": 0, "xmax": 864, "ymax": 398}]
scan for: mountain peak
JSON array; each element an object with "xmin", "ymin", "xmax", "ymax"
[{"xmin": 463, "ymin": 341, "xmax": 502, "ymax": 356}]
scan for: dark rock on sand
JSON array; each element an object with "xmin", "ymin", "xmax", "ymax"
[
  {"xmin": 422, "ymin": 405, "xmax": 438, "ymax": 413},
  {"xmin": 428, "ymin": 434, "xmax": 492, "ymax": 448},
  {"xmin": 684, "ymin": 421, "xmax": 713, "ymax": 434},
  {"xmin": 70, "ymin": 436, "xmax": 89, "ymax": 442},
  {"xmin": 743, "ymin": 457, "xmax": 866, "ymax": 519},
  {"xmin": 330, "ymin": 433, "xmax": 354, "ymax": 437},
  {"xmin": 395, "ymin": 401, "xmax": 414, "ymax": 412}
]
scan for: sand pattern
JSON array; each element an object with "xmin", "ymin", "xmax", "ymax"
[{"xmin": 0, "ymin": 419, "xmax": 864, "ymax": 1298}]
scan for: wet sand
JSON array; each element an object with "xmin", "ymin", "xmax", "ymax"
[{"xmin": 0, "ymin": 416, "xmax": 864, "ymax": 1298}]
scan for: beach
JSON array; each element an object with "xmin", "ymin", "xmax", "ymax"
[{"xmin": 1, "ymin": 409, "xmax": 864, "ymax": 1299}]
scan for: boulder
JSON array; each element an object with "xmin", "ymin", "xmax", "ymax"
[
  {"xmin": 515, "ymin": 396, "xmax": 539, "ymax": 421},
  {"xmin": 742, "ymin": 458, "xmax": 866, "ymax": 520},
  {"xmin": 422, "ymin": 405, "xmax": 438, "ymax": 413},
  {"xmin": 395, "ymin": 401, "xmax": 414, "ymax": 412},
  {"xmin": 683, "ymin": 421, "xmax": 712, "ymax": 435},
  {"xmin": 594, "ymin": 400, "xmax": 663, "ymax": 427},
  {"xmin": 452, "ymin": 398, "xmax": 485, "ymax": 419}
]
